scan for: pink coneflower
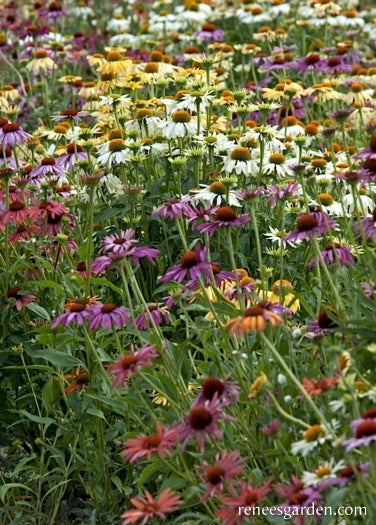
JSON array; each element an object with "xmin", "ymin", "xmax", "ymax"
[
  {"xmin": 109, "ymin": 343, "xmax": 159, "ymax": 388},
  {"xmin": 197, "ymin": 206, "xmax": 250, "ymax": 236},
  {"xmin": 7, "ymin": 286, "xmax": 36, "ymax": 311},
  {"xmin": 39, "ymin": 1, "xmax": 69, "ymax": 19},
  {"xmin": 193, "ymin": 376, "xmax": 240, "ymax": 407},
  {"xmin": 55, "ymin": 143, "xmax": 88, "ymax": 171},
  {"xmin": 185, "ymin": 202, "xmax": 219, "ymax": 229},
  {"xmin": 0, "ymin": 145, "xmax": 17, "ymax": 169},
  {"xmin": 0, "ymin": 200, "xmax": 34, "ymax": 228},
  {"xmin": 0, "ymin": 122, "xmax": 33, "ymax": 148},
  {"xmin": 133, "ymin": 303, "xmax": 170, "ymax": 330},
  {"xmin": 51, "ymin": 300, "xmax": 92, "ymax": 328},
  {"xmin": 8, "ymin": 223, "xmax": 37, "ymax": 244},
  {"xmin": 160, "ymin": 244, "xmax": 213, "ymax": 284},
  {"xmin": 342, "ymin": 406, "xmax": 376, "ymax": 452},
  {"xmin": 277, "ymin": 486, "xmax": 324, "ymax": 525},
  {"xmin": 178, "ymin": 397, "xmax": 235, "ymax": 452},
  {"xmin": 120, "ymin": 487, "xmax": 182, "ymax": 525},
  {"xmin": 284, "ymin": 211, "xmax": 337, "ymax": 243},
  {"xmin": 198, "ymin": 450, "xmax": 244, "ymax": 502},
  {"xmin": 354, "ymin": 208, "xmax": 376, "ymax": 241},
  {"xmin": 152, "ymin": 197, "xmax": 192, "ymax": 220},
  {"xmin": 122, "ymin": 422, "xmax": 179, "ymax": 463},
  {"xmin": 261, "ymin": 418, "xmax": 280, "ymax": 436},
  {"xmin": 308, "ymin": 242, "xmax": 355, "ymax": 268},
  {"xmin": 33, "ymin": 200, "xmax": 74, "ymax": 236},
  {"xmin": 88, "ymin": 303, "xmax": 130, "ymax": 330},
  {"xmin": 265, "ymin": 182, "xmax": 300, "ymax": 207},
  {"xmin": 216, "ymin": 478, "xmax": 273, "ymax": 525},
  {"xmin": 99, "ymin": 229, "xmax": 139, "ymax": 255},
  {"xmin": 354, "ymin": 133, "xmax": 376, "ymax": 161},
  {"xmin": 225, "ymin": 273, "xmax": 258, "ymax": 302}
]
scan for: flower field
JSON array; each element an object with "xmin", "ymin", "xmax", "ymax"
[{"xmin": 1, "ymin": 0, "xmax": 376, "ymax": 523}]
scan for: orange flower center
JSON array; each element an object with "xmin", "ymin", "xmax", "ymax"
[
  {"xmin": 214, "ymin": 206, "xmax": 237, "ymax": 222},
  {"xmin": 230, "ymin": 147, "xmax": 251, "ymax": 161},
  {"xmin": 180, "ymin": 250, "xmax": 198, "ymax": 268},
  {"xmin": 9, "ymin": 200, "xmax": 25, "ymax": 211},
  {"xmin": 101, "ymin": 303, "xmax": 117, "ymax": 313},
  {"xmin": 304, "ymin": 425, "xmax": 324, "ymax": 442},
  {"xmin": 121, "ymin": 355, "xmax": 138, "ymax": 369},
  {"xmin": 143, "ymin": 435, "xmax": 161, "ymax": 449},
  {"xmin": 206, "ymin": 466, "xmax": 225, "ymax": 485},
  {"xmin": 296, "ymin": 214, "xmax": 318, "ymax": 232},
  {"xmin": 202, "ymin": 377, "xmax": 225, "ymax": 400},
  {"xmin": 355, "ymin": 421, "xmax": 376, "ymax": 438}
]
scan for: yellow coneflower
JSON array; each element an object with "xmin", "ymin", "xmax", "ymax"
[
  {"xmin": 96, "ymin": 50, "xmax": 133, "ymax": 76},
  {"xmin": 267, "ymin": 279, "xmax": 300, "ymax": 313},
  {"xmin": 249, "ymin": 373, "xmax": 268, "ymax": 398}
]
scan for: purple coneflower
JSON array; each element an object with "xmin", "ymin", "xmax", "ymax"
[
  {"xmin": 265, "ymin": 182, "xmax": 300, "ymax": 207},
  {"xmin": 342, "ymin": 406, "xmax": 376, "ymax": 452},
  {"xmin": 0, "ymin": 201, "xmax": 34, "ymax": 228},
  {"xmin": 88, "ymin": 303, "xmax": 130, "ymax": 330},
  {"xmin": 51, "ymin": 301, "xmax": 92, "ymax": 328},
  {"xmin": 109, "ymin": 343, "xmax": 159, "ymax": 388},
  {"xmin": 285, "ymin": 210, "xmax": 337, "ymax": 243},
  {"xmin": 99, "ymin": 229, "xmax": 139, "ymax": 255},
  {"xmin": 122, "ymin": 422, "xmax": 179, "ymax": 463},
  {"xmin": 354, "ymin": 208, "xmax": 376, "ymax": 241},
  {"xmin": 0, "ymin": 122, "xmax": 33, "ymax": 148},
  {"xmin": 29, "ymin": 158, "xmax": 65, "ymax": 184},
  {"xmin": 52, "ymin": 108, "xmax": 89, "ymax": 124},
  {"xmin": 194, "ymin": 376, "xmax": 240, "ymax": 408},
  {"xmin": 160, "ymin": 243, "xmax": 213, "ymax": 284},
  {"xmin": 306, "ymin": 307, "xmax": 339, "ymax": 338},
  {"xmin": 152, "ymin": 197, "xmax": 192, "ymax": 220},
  {"xmin": 133, "ymin": 303, "xmax": 170, "ymax": 330},
  {"xmin": 308, "ymin": 242, "xmax": 355, "ymax": 268},
  {"xmin": 178, "ymin": 397, "xmax": 235, "ymax": 452},
  {"xmin": 55, "ymin": 143, "xmax": 88, "ymax": 171},
  {"xmin": 197, "ymin": 206, "xmax": 250, "ymax": 236}
]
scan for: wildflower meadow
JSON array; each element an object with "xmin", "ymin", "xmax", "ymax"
[{"xmin": 1, "ymin": 0, "xmax": 376, "ymax": 524}]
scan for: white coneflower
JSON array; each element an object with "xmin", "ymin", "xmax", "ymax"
[
  {"xmin": 26, "ymin": 49, "xmax": 56, "ymax": 74},
  {"xmin": 222, "ymin": 146, "xmax": 257, "ymax": 176},
  {"xmin": 191, "ymin": 181, "xmax": 242, "ymax": 207},
  {"xmin": 96, "ymin": 138, "xmax": 130, "ymax": 167},
  {"xmin": 302, "ymin": 459, "xmax": 346, "ymax": 487},
  {"xmin": 291, "ymin": 421, "xmax": 339, "ymax": 457},
  {"xmin": 158, "ymin": 110, "xmax": 197, "ymax": 139},
  {"xmin": 342, "ymin": 189, "xmax": 374, "ymax": 215}
]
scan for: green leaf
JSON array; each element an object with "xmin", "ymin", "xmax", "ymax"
[
  {"xmin": 0, "ymin": 483, "xmax": 37, "ymax": 502},
  {"xmin": 17, "ymin": 409, "xmax": 57, "ymax": 429},
  {"xmin": 42, "ymin": 376, "xmax": 62, "ymax": 415},
  {"xmin": 25, "ymin": 302, "xmax": 51, "ymax": 320},
  {"xmin": 137, "ymin": 462, "xmax": 161, "ymax": 491},
  {"xmin": 24, "ymin": 348, "xmax": 83, "ymax": 368}
]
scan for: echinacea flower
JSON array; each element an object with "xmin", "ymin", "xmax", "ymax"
[
  {"xmin": 160, "ymin": 244, "xmax": 213, "ymax": 284},
  {"xmin": 51, "ymin": 300, "xmax": 92, "ymax": 328},
  {"xmin": 25, "ymin": 49, "xmax": 56, "ymax": 74},
  {"xmin": 177, "ymin": 397, "xmax": 235, "ymax": 452},
  {"xmin": 7, "ymin": 286, "xmax": 36, "ymax": 311},
  {"xmin": 133, "ymin": 303, "xmax": 170, "ymax": 330},
  {"xmin": 191, "ymin": 182, "xmax": 243, "ymax": 207},
  {"xmin": 63, "ymin": 366, "xmax": 89, "ymax": 395},
  {"xmin": 55, "ymin": 143, "xmax": 88, "ymax": 171},
  {"xmin": 354, "ymin": 208, "xmax": 376, "ymax": 241},
  {"xmin": 222, "ymin": 146, "xmax": 257, "ymax": 176},
  {"xmin": 198, "ymin": 450, "xmax": 244, "ymax": 501},
  {"xmin": 216, "ymin": 478, "xmax": 273, "ymax": 525},
  {"xmin": 197, "ymin": 206, "xmax": 250, "ymax": 236},
  {"xmin": 341, "ymin": 406, "xmax": 376, "ymax": 452},
  {"xmin": 308, "ymin": 242, "xmax": 355, "ymax": 268},
  {"xmin": 0, "ymin": 201, "xmax": 34, "ymax": 228},
  {"xmin": 99, "ymin": 229, "xmax": 139, "ymax": 255},
  {"xmin": 291, "ymin": 422, "xmax": 338, "ymax": 456},
  {"xmin": 306, "ymin": 307, "xmax": 339, "ymax": 338},
  {"xmin": 109, "ymin": 343, "xmax": 159, "ymax": 387},
  {"xmin": 0, "ymin": 122, "xmax": 33, "ymax": 148},
  {"xmin": 88, "ymin": 303, "xmax": 130, "ymax": 330},
  {"xmin": 122, "ymin": 422, "xmax": 179, "ymax": 463},
  {"xmin": 284, "ymin": 211, "xmax": 337, "ymax": 243},
  {"xmin": 193, "ymin": 376, "xmax": 240, "ymax": 407},
  {"xmin": 225, "ymin": 301, "xmax": 287, "ymax": 336},
  {"xmin": 152, "ymin": 197, "xmax": 192, "ymax": 220},
  {"xmin": 120, "ymin": 487, "xmax": 182, "ymax": 525},
  {"xmin": 158, "ymin": 110, "xmax": 197, "ymax": 139}
]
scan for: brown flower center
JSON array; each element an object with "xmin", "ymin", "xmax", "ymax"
[
  {"xmin": 121, "ymin": 355, "xmax": 138, "ymax": 369},
  {"xmin": 188, "ymin": 406, "xmax": 213, "ymax": 430},
  {"xmin": 206, "ymin": 466, "xmax": 225, "ymax": 485},
  {"xmin": 180, "ymin": 250, "xmax": 199, "ymax": 268},
  {"xmin": 2, "ymin": 123, "xmax": 20, "ymax": 133},
  {"xmin": 355, "ymin": 421, "xmax": 376, "ymax": 438},
  {"xmin": 9, "ymin": 201, "xmax": 25, "ymax": 211},
  {"xmin": 363, "ymin": 407, "xmax": 376, "ymax": 419},
  {"xmin": 202, "ymin": 377, "xmax": 225, "ymax": 400},
  {"xmin": 172, "ymin": 110, "xmax": 191, "ymax": 123},
  {"xmin": 7, "ymin": 286, "xmax": 21, "ymax": 298},
  {"xmin": 143, "ymin": 435, "xmax": 161, "ymax": 449},
  {"xmin": 230, "ymin": 147, "xmax": 251, "ymax": 161},
  {"xmin": 41, "ymin": 157, "xmax": 56, "ymax": 165},
  {"xmin": 296, "ymin": 214, "xmax": 318, "ymax": 232},
  {"xmin": 289, "ymin": 491, "xmax": 308, "ymax": 505},
  {"xmin": 101, "ymin": 303, "xmax": 117, "ymax": 313},
  {"xmin": 214, "ymin": 206, "xmax": 237, "ymax": 222}
]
